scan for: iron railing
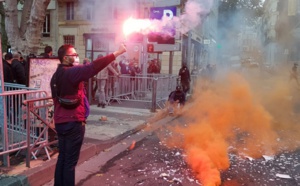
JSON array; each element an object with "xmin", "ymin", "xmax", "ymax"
[{"xmin": 0, "ymin": 83, "xmax": 56, "ymax": 167}]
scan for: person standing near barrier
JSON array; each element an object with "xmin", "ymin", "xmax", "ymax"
[
  {"xmin": 18, "ymin": 52, "xmax": 29, "ymax": 86},
  {"xmin": 96, "ymin": 54, "xmax": 120, "ymax": 108},
  {"xmin": 168, "ymin": 85, "xmax": 186, "ymax": 114},
  {"xmin": 3, "ymin": 53, "xmax": 16, "ymax": 83},
  {"xmin": 147, "ymin": 59, "xmax": 160, "ymax": 74},
  {"xmin": 50, "ymin": 44, "xmax": 126, "ymax": 186},
  {"xmin": 11, "ymin": 52, "xmax": 26, "ymax": 85},
  {"xmin": 178, "ymin": 62, "xmax": 191, "ymax": 94},
  {"xmin": 108, "ymin": 60, "xmax": 120, "ymax": 99},
  {"xmin": 129, "ymin": 61, "xmax": 141, "ymax": 97},
  {"xmin": 40, "ymin": 46, "xmax": 53, "ymax": 58},
  {"xmin": 119, "ymin": 55, "xmax": 130, "ymax": 74},
  {"xmin": 289, "ymin": 63, "xmax": 300, "ymax": 86}
]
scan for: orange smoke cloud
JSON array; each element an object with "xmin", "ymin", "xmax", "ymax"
[
  {"xmin": 160, "ymin": 69, "xmax": 300, "ymax": 186},
  {"xmin": 182, "ymin": 122, "xmax": 229, "ymax": 186}
]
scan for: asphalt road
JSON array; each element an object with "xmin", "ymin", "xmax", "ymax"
[
  {"xmin": 74, "ymin": 118, "xmax": 300, "ymax": 186},
  {"xmin": 77, "ymin": 131, "xmax": 198, "ymax": 186}
]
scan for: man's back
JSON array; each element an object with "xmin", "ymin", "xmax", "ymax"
[
  {"xmin": 179, "ymin": 66, "xmax": 190, "ymax": 82},
  {"xmin": 3, "ymin": 60, "xmax": 15, "ymax": 83},
  {"xmin": 169, "ymin": 90, "xmax": 185, "ymax": 104},
  {"xmin": 11, "ymin": 59, "xmax": 26, "ymax": 85},
  {"xmin": 119, "ymin": 60, "xmax": 129, "ymax": 74}
]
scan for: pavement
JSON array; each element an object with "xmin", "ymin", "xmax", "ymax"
[{"xmin": 0, "ymin": 101, "xmax": 174, "ymax": 186}]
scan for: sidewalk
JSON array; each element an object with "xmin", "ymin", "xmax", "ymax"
[{"xmin": 0, "ymin": 103, "xmax": 170, "ymax": 186}]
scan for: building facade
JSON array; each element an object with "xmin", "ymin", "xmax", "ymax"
[
  {"xmin": 261, "ymin": 0, "xmax": 300, "ymax": 65},
  {"xmin": 38, "ymin": 0, "xmax": 218, "ymax": 75}
]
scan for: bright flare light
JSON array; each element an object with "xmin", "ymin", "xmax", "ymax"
[{"xmin": 123, "ymin": 17, "xmax": 152, "ymax": 37}]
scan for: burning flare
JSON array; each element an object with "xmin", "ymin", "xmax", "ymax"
[
  {"xmin": 123, "ymin": 17, "xmax": 151, "ymax": 37},
  {"xmin": 129, "ymin": 140, "xmax": 136, "ymax": 150},
  {"xmin": 122, "ymin": 0, "xmax": 213, "ymax": 38}
]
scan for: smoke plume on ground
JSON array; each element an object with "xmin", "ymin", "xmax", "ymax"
[{"xmin": 159, "ymin": 68, "xmax": 300, "ymax": 185}]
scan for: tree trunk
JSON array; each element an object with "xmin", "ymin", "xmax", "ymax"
[
  {"xmin": 5, "ymin": 0, "xmax": 51, "ymax": 55},
  {"xmin": 24, "ymin": 0, "xmax": 50, "ymax": 54},
  {"xmin": 20, "ymin": 0, "xmax": 34, "ymax": 38},
  {"xmin": 5, "ymin": 0, "xmax": 20, "ymax": 52},
  {"xmin": 0, "ymin": 3, "xmax": 8, "ymax": 52}
]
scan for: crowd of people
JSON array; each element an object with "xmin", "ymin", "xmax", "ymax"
[
  {"xmin": 2, "ymin": 45, "xmax": 55, "ymax": 86},
  {"xmin": 1, "ymin": 47, "xmax": 215, "ymax": 117},
  {"xmin": 2, "ymin": 52, "xmax": 28, "ymax": 85},
  {"xmin": 86, "ymin": 56, "xmax": 162, "ymax": 106}
]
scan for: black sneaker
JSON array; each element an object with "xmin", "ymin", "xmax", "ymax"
[{"xmin": 102, "ymin": 103, "xmax": 105, "ymax": 108}]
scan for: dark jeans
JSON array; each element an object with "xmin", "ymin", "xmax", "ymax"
[
  {"xmin": 181, "ymin": 82, "xmax": 190, "ymax": 94},
  {"xmin": 54, "ymin": 121, "xmax": 85, "ymax": 186}
]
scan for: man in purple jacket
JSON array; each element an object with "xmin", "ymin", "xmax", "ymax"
[{"xmin": 50, "ymin": 44, "xmax": 126, "ymax": 186}]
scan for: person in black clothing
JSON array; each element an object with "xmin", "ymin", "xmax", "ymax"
[
  {"xmin": 168, "ymin": 85, "xmax": 186, "ymax": 114},
  {"xmin": 129, "ymin": 61, "xmax": 141, "ymax": 77},
  {"xmin": 18, "ymin": 52, "xmax": 29, "ymax": 85},
  {"xmin": 129, "ymin": 62, "xmax": 141, "ymax": 95},
  {"xmin": 11, "ymin": 52, "xmax": 26, "ymax": 85},
  {"xmin": 147, "ymin": 59, "xmax": 160, "ymax": 74},
  {"xmin": 40, "ymin": 46, "xmax": 53, "ymax": 58},
  {"xmin": 289, "ymin": 63, "xmax": 299, "ymax": 86},
  {"xmin": 3, "ymin": 53, "xmax": 17, "ymax": 124},
  {"xmin": 3, "ymin": 53, "xmax": 16, "ymax": 83},
  {"xmin": 178, "ymin": 62, "xmax": 191, "ymax": 94},
  {"xmin": 119, "ymin": 55, "xmax": 130, "ymax": 74}
]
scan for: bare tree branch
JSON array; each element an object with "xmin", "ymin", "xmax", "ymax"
[
  {"xmin": 24, "ymin": 0, "xmax": 50, "ymax": 54},
  {"xmin": 5, "ymin": 0, "xmax": 50, "ymax": 54}
]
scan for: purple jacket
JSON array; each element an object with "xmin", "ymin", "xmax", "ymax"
[{"xmin": 50, "ymin": 54, "xmax": 115, "ymax": 124}]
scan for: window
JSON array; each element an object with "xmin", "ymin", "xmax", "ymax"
[
  {"xmin": 93, "ymin": 39, "xmax": 108, "ymax": 51},
  {"xmin": 66, "ymin": 2, "xmax": 74, "ymax": 20},
  {"xmin": 86, "ymin": 1, "xmax": 94, "ymax": 20},
  {"xmin": 43, "ymin": 13, "xmax": 50, "ymax": 37},
  {"xmin": 64, "ymin": 35, "xmax": 75, "ymax": 45}
]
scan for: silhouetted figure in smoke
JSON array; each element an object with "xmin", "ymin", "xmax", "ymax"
[
  {"xmin": 178, "ymin": 62, "xmax": 191, "ymax": 94},
  {"xmin": 289, "ymin": 63, "xmax": 300, "ymax": 86},
  {"xmin": 168, "ymin": 85, "xmax": 186, "ymax": 114}
]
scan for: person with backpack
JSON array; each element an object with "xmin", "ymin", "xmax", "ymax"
[{"xmin": 50, "ymin": 44, "xmax": 126, "ymax": 186}]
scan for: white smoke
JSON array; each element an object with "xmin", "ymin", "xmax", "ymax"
[
  {"xmin": 146, "ymin": 0, "xmax": 214, "ymax": 35},
  {"xmin": 77, "ymin": 0, "xmax": 214, "ymax": 36},
  {"xmin": 174, "ymin": 0, "xmax": 213, "ymax": 34}
]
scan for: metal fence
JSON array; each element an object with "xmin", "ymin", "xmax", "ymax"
[
  {"xmin": 0, "ymin": 74, "xmax": 184, "ymax": 167},
  {"xmin": 104, "ymin": 74, "xmax": 178, "ymax": 111},
  {"xmin": 0, "ymin": 83, "xmax": 55, "ymax": 167}
]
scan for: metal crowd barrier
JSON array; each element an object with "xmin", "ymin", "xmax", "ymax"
[
  {"xmin": 0, "ymin": 83, "xmax": 56, "ymax": 167},
  {"xmin": 105, "ymin": 74, "xmax": 178, "ymax": 111}
]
